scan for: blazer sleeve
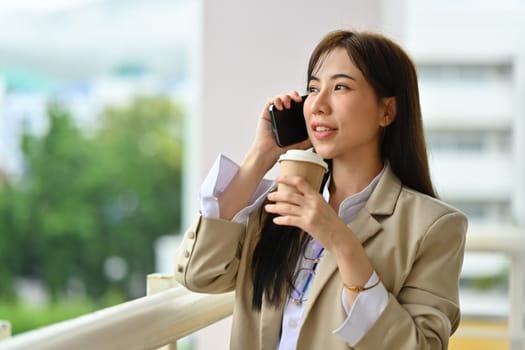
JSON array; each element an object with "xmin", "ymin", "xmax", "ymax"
[
  {"xmin": 174, "ymin": 214, "xmax": 246, "ymax": 293},
  {"xmin": 355, "ymin": 211, "xmax": 467, "ymax": 350}
]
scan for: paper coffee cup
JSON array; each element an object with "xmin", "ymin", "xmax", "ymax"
[{"xmin": 277, "ymin": 150, "xmax": 328, "ymax": 193}]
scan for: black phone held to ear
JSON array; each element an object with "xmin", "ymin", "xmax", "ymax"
[{"xmin": 269, "ymin": 96, "xmax": 309, "ymax": 147}]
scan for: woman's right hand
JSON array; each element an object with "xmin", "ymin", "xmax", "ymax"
[
  {"xmin": 247, "ymin": 91, "xmax": 312, "ymax": 171},
  {"xmin": 219, "ymin": 92, "xmax": 311, "ymax": 220}
]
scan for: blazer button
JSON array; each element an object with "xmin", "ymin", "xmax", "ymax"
[
  {"xmin": 187, "ymin": 232, "xmax": 195, "ymax": 239},
  {"xmin": 184, "ymin": 250, "xmax": 190, "ymax": 258},
  {"xmin": 177, "ymin": 264, "xmax": 184, "ymax": 273}
]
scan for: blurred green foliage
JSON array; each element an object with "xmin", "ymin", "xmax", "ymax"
[
  {"xmin": 463, "ymin": 270, "xmax": 509, "ymax": 292},
  {"xmin": 0, "ymin": 300, "xmax": 94, "ymax": 335},
  {"xmin": 0, "ymin": 95, "xmax": 183, "ymax": 304},
  {"xmin": 0, "ymin": 286, "xmax": 131, "ymax": 335}
]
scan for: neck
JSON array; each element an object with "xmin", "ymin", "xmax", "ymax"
[{"xmin": 328, "ymin": 156, "xmax": 383, "ymax": 210}]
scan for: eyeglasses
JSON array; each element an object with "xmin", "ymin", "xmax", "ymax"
[{"xmin": 290, "ymin": 239, "xmax": 325, "ymax": 305}]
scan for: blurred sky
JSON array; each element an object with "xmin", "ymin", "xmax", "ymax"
[
  {"xmin": 0, "ymin": 0, "xmax": 199, "ymax": 178},
  {"xmin": 0, "ymin": 0, "xmax": 197, "ymax": 80}
]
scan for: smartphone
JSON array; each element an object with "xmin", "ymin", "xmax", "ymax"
[{"xmin": 269, "ymin": 96, "xmax": 308, "ymax": 147}]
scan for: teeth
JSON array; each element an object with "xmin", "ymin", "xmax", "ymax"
[{"xmin": 315, "ymin": 126, "xmax": 332, "ymax": 132}]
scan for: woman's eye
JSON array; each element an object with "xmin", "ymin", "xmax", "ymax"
[
  {"xmin": 307, "ymin": 86, "xmax": 319, "ymax": 93},
  {"xmin": 335, "ymin": 84, "xmax": 348, "ymax": 91}
]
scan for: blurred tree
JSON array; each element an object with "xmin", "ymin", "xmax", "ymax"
[{"xmin": 0, "ymin": 95, "xmax": 183, "ymax": 303}]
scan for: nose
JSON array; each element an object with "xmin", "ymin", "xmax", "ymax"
[{"xmin": 308, "ymin": 90, "xmax": 330, "ymax": 116}]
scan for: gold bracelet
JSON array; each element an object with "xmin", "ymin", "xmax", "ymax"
[{"xmin": 343, "ymin": 278, "xmax": 381, "ymax": 293}]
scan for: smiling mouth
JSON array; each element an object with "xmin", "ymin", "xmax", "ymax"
[{"xmin": 313, "ymin": 126, "xmax": 335, "ymax": 132}]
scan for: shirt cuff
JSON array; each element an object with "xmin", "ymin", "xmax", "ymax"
[
  {"xmin": 199, "ymin": 154, "xmax": 239, "ymax": 219},
  {"xmin": 198, "ymin": 153, "xmax": 275, "ymax": 223},
  {"xmin": 332, "ymin": 271, "xmax": 388, "ymax": 346}
]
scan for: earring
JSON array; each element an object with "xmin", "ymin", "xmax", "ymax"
[{"xmin": 381, "ymin": 115, "xmax": 390, "ymax": 127}]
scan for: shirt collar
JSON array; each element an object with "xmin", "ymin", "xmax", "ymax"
[{"xmin": 322, "ymin": 162, "xmax": 387, "ymax": 223}]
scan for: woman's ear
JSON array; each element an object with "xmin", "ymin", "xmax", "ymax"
[{"xmin": 380, "ymin": 97, "xmax": 397, "ymax": 127}]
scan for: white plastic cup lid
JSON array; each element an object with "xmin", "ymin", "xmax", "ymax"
[{"xmin": 278, "ymin": 150, "xmax": 328, "ymax": 171}]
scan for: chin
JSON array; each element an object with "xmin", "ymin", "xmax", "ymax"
[{"xmin": 311, "ymin": 146, "xmax": 333, "ymax": 160}]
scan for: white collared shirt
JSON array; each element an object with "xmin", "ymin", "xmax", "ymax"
[{"xmin": 199, "ymin": 154, "xmax": 388, "ymax": 348}]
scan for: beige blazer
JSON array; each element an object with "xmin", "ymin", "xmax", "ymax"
[{"xmin": 174, "ymin": 164, "xmax": 467, "ymax": 350}]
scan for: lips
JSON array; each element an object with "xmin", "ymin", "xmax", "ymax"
[{"xmin": 311, "ymin": 123, "xmax": 337, "ymax": 139}]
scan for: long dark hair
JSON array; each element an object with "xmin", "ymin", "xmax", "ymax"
[
  {"xmin": 251, "ymin": 30, "xmax": 435, "ymax": 310},
  {"xmin": 251, "ymin": 168, "xmax": 330, "ymax": 310}
]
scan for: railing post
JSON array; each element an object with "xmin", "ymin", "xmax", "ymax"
[
  {"xmin": 508, "ymin": 255, "xmax": 525, "ymax": 350},
  {"xmin": 0, "ymin": 320, "xmax": 11, "ymax": 341},
  {"xmin": 147, "ymin": 273, "xmax": 178, "ymax": 295},
  {"xmin": 147, "ymin": 273, "xmax": 178, "ymax": 350}
]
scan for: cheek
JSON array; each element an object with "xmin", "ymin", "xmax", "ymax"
[
  {"xmin": 341, "ymin": 104, "xmax": 383, "ymax": 137},
  {"xmin": 345, "ymin": 99, "xmax": 382, "ymax": 126},
  {"xmin": 303, "ymin": 102, "xmax": 313, "ymax": 123},
  {"xmin": 303, "ymin": 99, "xmax": 312, "ymax": 114}
]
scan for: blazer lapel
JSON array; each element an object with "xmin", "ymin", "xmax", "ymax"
[
  {"xmin": 260, "ymin": 297, "xmax": 285, "ymax": 350},
  {"xmin": 301, "ymin": 249, "xmax": 337, "ymax": 322}
]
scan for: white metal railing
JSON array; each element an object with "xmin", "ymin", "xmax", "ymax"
[
  {"xmin": 0, "ymin": 274, "xmax": 234, "ymax": 350},
  {"xmin": 453, "ymin": 228, "xmax": 525, "ymax": 350},
  {"xmin": 0, "ymin": 230, "xmax": 523, "ymax": 350},
  {"xmin": 0, "ymin": 322, "xmax": 10, "ymax": 342}
]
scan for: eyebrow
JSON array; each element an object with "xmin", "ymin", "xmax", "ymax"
[{"xmin": 309, "ymin": 73, "xmax": 356, "ymax": 82}]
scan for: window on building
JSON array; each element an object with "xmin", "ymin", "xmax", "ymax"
[
  {"xmin": 449, "ymin": 199, "xmax": 512, "ymax": 224},
  {"xmin": 418, "ymin": 63, "xmax": 512, "ymax": 84},
  {"xmin": 426, "ymin": 129, "xmax": 512, "ymax": 154}
]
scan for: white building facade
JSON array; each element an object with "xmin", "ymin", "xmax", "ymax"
[
  {"xmin": 403, "ymin": 0, "xmax": 525, "ymax": 335},
  {"xmin": 404, "ymin": 0, "xmax": 525, "ymax": 229}
]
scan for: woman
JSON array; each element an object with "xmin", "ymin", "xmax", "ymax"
[{"xmin": 174, "ymin": 30, "xmax": 467, "ymax": 350}]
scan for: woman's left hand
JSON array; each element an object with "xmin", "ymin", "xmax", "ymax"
[
  {"xmin": 265, "ymin": 175, "xmax": 350, "ymax": 252},
  {"xmin": 267, "ymin": 174, "xmax": 376, "ymax": 304}
]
